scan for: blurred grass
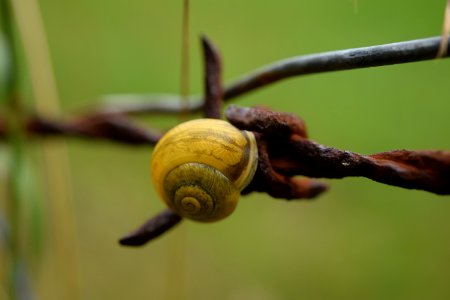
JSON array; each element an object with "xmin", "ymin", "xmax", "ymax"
[{"xmin": 22, "ymin": 0, "xmax": 450, "ymax": 299}]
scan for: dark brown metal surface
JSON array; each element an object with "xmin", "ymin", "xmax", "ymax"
[
  {"xmin": 119, "ymin": 209, "xmax": 182, "ymax": 246},
  {"xmin": 202, "ymin": 36, "xmax": 223, "ymax": 119},
  {"xmin": 0, "ymin": 34, "xmax": 447, "ymax": 247},
  {"xmin": 227, "ymin": 106, "xmax": 450, "ymax": 197},
  {"xmin": 25, "ymin": 114, "xmax": 162, "ymax": 145}
]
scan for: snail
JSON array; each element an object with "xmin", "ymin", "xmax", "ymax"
[{"xmin": 150, "ymin": 118, "xmax": 258, "ymax": 222}]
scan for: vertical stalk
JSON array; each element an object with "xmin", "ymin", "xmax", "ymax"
[
  {"xmin": 0, "ymin": 0, "xmax": 26, "ymax": 298},
  {"xmin": 164, "ymin": 2, "xmax": 191, "ymax": 299},
  {"xmin": 179, "ymin": 0, "xmax": 190, "ymax": 116},
  {"xmin": 437, "ymin": 0, "xmax": 450, "ymax": 57},
  {"xmin": 10, "ymin": 0, "xmax": 80, "ymax": 299}
]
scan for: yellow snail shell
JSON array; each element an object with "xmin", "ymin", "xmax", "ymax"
[{"xmin": 150, "ymin": 119, "xmax": 258, "ymax": 222}]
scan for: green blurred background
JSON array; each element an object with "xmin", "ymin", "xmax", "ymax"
[{"xmin": 4, "ymin": 0, "xmax": 450, "ymax": 299}]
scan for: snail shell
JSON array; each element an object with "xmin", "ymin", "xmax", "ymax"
[{"xmin": 150, "ymin": 119, "xmax": 258, "ymax": 222}]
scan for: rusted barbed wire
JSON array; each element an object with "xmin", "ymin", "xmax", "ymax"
[
  {"xmin": 227, "ymin": 105, "xmax": 450, "ymax": 197},
  {"xmin": 0, "ymin": 35, "xmax": 448, "ymax": 246},
  {"xmin": 1, "ymin": 35, "xmax": 448, "ymax": 140},
  {"xmin": 119, "ymin": 209, "xmax": 182, "ymax": 246},
  {"xmin": 97, "ymin": 35, "xmax": 450, "ymax": 116},
  {"xmin": 117, "ymin": 36, "xmax": 450, "ymax": 247},
  {"xmin": 119, "ymin": 101, "xmax": 450, "ymax": 246},
  {"xmin": 0, "ymin": 114, "xmax": 162, "ymax": 145},
  {"xmin": 224, "ymin": 36, "xmax": 450, "ymax": 101},
  {"xmin": 119, "ymin": 102, "xmax": 450, "ymax": 246},
  {"xmin": 202, "ymin": 35, "xmax": 223, "ymax": 119}
]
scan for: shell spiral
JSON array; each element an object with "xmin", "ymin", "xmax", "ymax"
[{"xmin": 150, "ymin": 119, "xmax": 258, "ymax": 222}]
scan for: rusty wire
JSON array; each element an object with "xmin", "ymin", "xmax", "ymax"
[
  {"xmin": 96, "ymin": 35, "xmax": 450, "ymax": 116},
  {"xmin": 0, "ymin": 36, "xmax": 449, "ymax": 246},
  {"xmin": 118, "ymin": 37, "xmax": 450, "ymax": 247},
  {"xmin": 227, "ymin": 105, "xmax": 450, "ymax": 197},
  {"xmin": 1, "ymin": 36, "xmax": 448, "ymax": 133},
  {"xmin": 0, "ymin": 113, "xmax": 162, "ymax": 145}
]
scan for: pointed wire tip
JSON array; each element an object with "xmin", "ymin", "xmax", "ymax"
[
  {"xmin": 118, "ymin": 209, "xmax": 183, "ymax": 247},
  {"xmin": 200, "ymin": 34, "xmax": 220, "ymax": 56},
  {"xmin": 200, "ymin": 33, "xmax": 210, "ymax": 44}
]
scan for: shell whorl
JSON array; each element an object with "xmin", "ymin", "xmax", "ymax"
[
  {"xmin": 163, "ymin": 163, "xmax": 240, "ymax": 221},
  {"xmin": 150, "ymin": 119, "xmax": 258, "ymax": 222}
]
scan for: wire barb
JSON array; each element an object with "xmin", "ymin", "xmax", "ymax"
[
  {"xmin": 119, "ymin": 209, "xmax": 182, "ymax": 246},
  {"xmin": 119, "ymin": 35, "xmax": 227, "ymax": 247},
  {"xmin": 0, "ymin": 34, "xmax": 447, "ymax": 246},
  {"xmin": 227, "ymin": 106, "xmax": 450, "ymax": 196},
  {"xmin": 202, "ymin": 35, "xmax": 223, "ymax": 119},
  {"xmin": 93, "ymin": 36, "xmax": 450, "ymax": 116}
]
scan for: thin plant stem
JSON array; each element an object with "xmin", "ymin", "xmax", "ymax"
[
  {"xmin": 165, "ymin": 1, "xmax": 190, "ymax": 299},
  {"xmin": 179, "ymin": 0, "xmax": 190, "ymax": 116},
  {"xmin": 437, "ymin": 0, "xmax": 450, "ymax": 57},
  {"xmin": 1, "ymin": 0, "xmax": 26, "ymax": 298},
  {"xmin": 10, "ymin": 0, "xmax": 80, "ymax": 298}
]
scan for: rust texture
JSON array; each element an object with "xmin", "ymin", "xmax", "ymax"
[
  {"xmin": 5, "ymin": 114, "xmax": 162, "ymax": 145},
  {"xmin": 119, "ymin": 102, "xmax": 450, "ymax": 246},
  {"xmin": 118, "ymin": 36, "xmax": 450, "ymax": 247},
  {"xmin": 0, "ymin": 34, "xmax": 447, "ymax": 246},
  {"xmin": 119, "ymin": 209, "xmax": 182, "ymax": 246},
  {"xmin": 202, "ymin": 36, "xmax": 223, "ymax": 119},
  {"xmin": 226, "ymin": 105, "xmax": 450, "ymax": 197}
]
